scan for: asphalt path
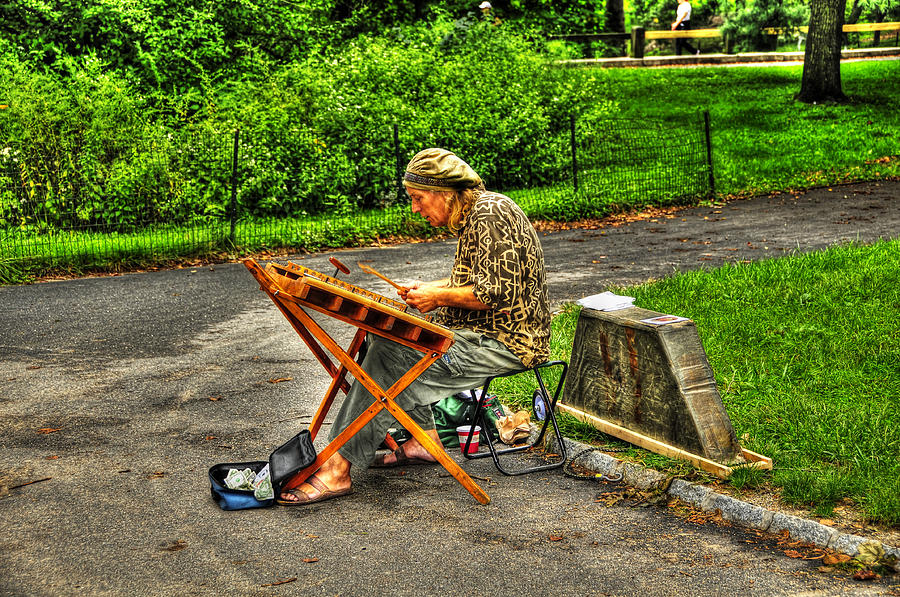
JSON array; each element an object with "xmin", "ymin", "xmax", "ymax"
[{"xmin": 1, "ymin": 180, "xmax": 898, "ymax": 596}]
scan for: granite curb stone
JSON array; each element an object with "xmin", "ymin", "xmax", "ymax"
[{"xmin": 545, "ymin": 434, "xmax": 899, "ymax": 566}]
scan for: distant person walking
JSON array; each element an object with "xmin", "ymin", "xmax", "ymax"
[
  {"xmin": 478, "ymin": 1, "xmax": 502, "ymax": 26},
  {"xmin": 671, "ymin": 0, "xmax": 699, "ymax": 55}
]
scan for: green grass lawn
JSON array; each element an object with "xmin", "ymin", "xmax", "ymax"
[
  {"xmin": 494, "ymin": 239, "xmax": 900, "ymax": 526},
  {"xmin": 580, "ymin": 59, "xmax": 900, "ymax": 197}
]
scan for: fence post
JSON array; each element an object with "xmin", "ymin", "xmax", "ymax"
[
  {"xmin": 582, "ymin": 36, "xmax": 594, "ymax": 59},
  {"xmin": 703, "ymin": 111, "xmax": 715, "ymax": 197},
  {"xmin": 229, "ymin": 129, "xmax": 240, "ymax": 244},
  {"xmin": 570, "ymin": 115, "xmax": 578, "ymax": 194},
  {"xmin": 630, "ymin": 26, "xmax": 645, "ymax": 59},
  {"xmin": 393, "ymin": 123, "xmax": 403, "ymax": 201}
]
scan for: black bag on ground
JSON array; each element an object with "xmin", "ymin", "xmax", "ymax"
[
  {"xmin": 269, "ymin": 429, "xmax": 317, "ymax": 496},
  {"xmin": 209, "ymin": 430, "xmax": 317, "ymax": 511}
]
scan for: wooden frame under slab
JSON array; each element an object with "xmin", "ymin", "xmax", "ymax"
[
  {"xmin": 557, "ymin": 403, "xmax": 772, "ymax": 479},
  {"xmin": 244, "ymin": 259, "xmax": 490, "ymax": 504}
]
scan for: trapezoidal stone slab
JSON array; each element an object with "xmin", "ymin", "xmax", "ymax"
[{"xmin": 562, "ymin": 306, "xmax": 745, "ymax": 465}]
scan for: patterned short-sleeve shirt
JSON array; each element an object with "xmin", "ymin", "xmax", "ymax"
[{"xmin": 435, "ymin": 191, "xmax": 550, "ymax": 367}]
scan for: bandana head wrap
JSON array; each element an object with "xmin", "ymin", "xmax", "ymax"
[{"xmin": 402, "ymin": 148, "xmax": 482, "ymax": 192}]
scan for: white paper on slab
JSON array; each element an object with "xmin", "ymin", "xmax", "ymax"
[{"xmin": 576, "ymin": 291, "xmax": 636, "ymax": 311}]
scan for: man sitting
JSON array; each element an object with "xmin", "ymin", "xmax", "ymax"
[{"xmin": 278, "ymin": 148, "xmax": 550, "ymax": 505}]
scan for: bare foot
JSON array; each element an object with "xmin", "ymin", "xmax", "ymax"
[
  {"xmin": 279, "ymin": 453, "xmax": 352, "ymax": 503},
  {"xmin": 375, "ymin": 430, "xmax": 441, "ymax": 466}
]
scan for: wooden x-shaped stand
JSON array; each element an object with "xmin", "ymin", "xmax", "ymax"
[{"xmin": 245, "ymin": 259, "xmax": 490, "ymax": 504}]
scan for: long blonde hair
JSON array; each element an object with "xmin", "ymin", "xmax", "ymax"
[{"xmin": 443, "ymin": 184, "xmax": 485, "ymax": 233}]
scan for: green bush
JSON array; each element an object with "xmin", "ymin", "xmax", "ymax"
[
  {"xmin": 205, "ymin": 17, "xmax": 618, "ymax": 216},
  {"xmin": 0, "ymin": 54, "xmax": 249, "ymax": 231},
  {"xmin": 0, "ymin": 0, "xmax": 328, "ymax": 96},
  {"xmin": 1, "ymin": 17, "xmax": 619, "ymax": 227},
  {"xmin": 0, "ymin": 56, "xmax": 170, "ymax": 230}
]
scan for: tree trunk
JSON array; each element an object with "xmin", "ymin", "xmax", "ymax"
[
  {"xmin": 605, "ymin": 0, "xmax": 626, "ymax": 55},
  {"xmin": 796, "ymin": 0, "xmax": 848, "ymax": 103},
  {"xmin": 605, "ymin": 0, "xmax": 625, "ymax": 32},
  {"xmin": 873, "ymin": 8, "xmax": 884, "ymax": 46},
  {"xmin": 845, "ymin": 0, "xmax": 863, "ymax": 24},
  {"xmin": 843, "ymin": 0, "xmax": 862, "ymax": 46}
]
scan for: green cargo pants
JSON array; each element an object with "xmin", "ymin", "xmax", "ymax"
[{"xmin": 327, "ymin": 329, "xmax": 523, "ymax": 470}]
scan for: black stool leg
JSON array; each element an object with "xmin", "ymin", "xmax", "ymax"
[{"xmin": 462, "ymin": 361, "xmax": 568, "ymax": 476}]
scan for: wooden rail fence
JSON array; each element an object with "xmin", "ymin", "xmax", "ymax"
[{"xmin": 551, "ymin": 21, "xmax": 900, "ymax": 59}]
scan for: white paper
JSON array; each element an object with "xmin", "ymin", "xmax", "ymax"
[{"xmin": 576, "ymin": 291, "xmax": 635, "ymax": 311}]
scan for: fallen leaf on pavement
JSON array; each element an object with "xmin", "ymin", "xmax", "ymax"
[
  {"xmin": 853, "ymin": 570, "xmax": 880, "ymax": 581},
  {"xmin": 162, "ymin": 540, "xmax": 187, "ymax": 552},
  {"xmin": 855, "ymin": 541, "xmax": 885, "ymax": 565},
  {"xmin": 594, "ymin": 491, "xmax": 623, "ymax": 507},
  {"xmin": 802, "ymin": 552, "xmax": 826, "ymax": 560},
  {"xmin": 268, "ymin": 377, "xmax": 293, "ymax": 384},
  {"xmin": 36, "ymin": 427, "xmax": 62, "ymax": 434}
]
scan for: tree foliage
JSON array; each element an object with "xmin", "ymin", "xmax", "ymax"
[
  {"xmin": 846, "ymin": 0, "xmax": 900, "ymax": 22},
  {"xmin": 721, "ymin": 0, "xmax": 809, "ymax": 51},
  {"xmin": 0, "ymin": 0, "xmax": 335, "ymax": 95},
  {"xmin": 0, "ymin": 12, "xmax": 618, "ymax": 226},
  {"xmin": 0, "ymin": 0, "xmax": 609, "ymax": 89},
  {"xmin": 1, "ymin": 0, "xmax": 895, "ymax": 227}
]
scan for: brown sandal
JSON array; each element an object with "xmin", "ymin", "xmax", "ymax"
[
  {"xmin": 276, "ymin": 475, "xmax": 353, "ymax": 506},
  {"xmin": 371, "ymin": 448, "xmax": 437, "ymax": 469}
]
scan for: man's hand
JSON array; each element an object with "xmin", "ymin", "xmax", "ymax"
[
  {"xmin": 403, "ymin": 284, "xmax": 444, "ymax": 313},
  {"xmin": 399, "ymin": 281, "xmax": 491, "ymax": 314},
  {"xmin": 397, "ymin": 280, "xmax": 435, "ymax": 303}
]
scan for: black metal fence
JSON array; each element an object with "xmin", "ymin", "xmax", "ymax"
[
  {"xmin": 568, "ymin": 111, "xmax": 714, "ymax": 210},
  {"xmin": 0, "ymin": 111, "xmax": 714, "ymax": 276}
]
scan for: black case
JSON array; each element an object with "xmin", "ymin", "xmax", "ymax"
[
  {"xmin": 269, "ymin": 429, "xmax": 317, "ymax": 496},
  {"xmin": 209, "ymin": 430, "xmax": 316, "ymax": 511}
]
